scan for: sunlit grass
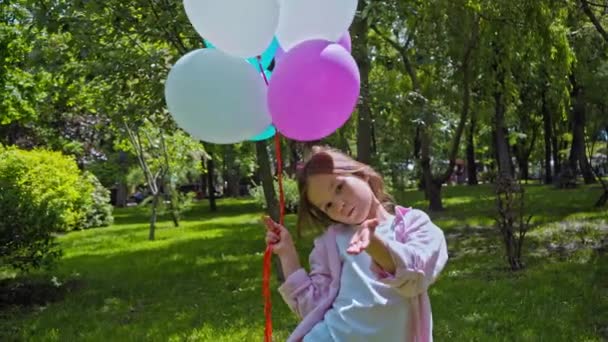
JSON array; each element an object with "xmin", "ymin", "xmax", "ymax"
[{"xmin": 1, "ymin": 186, "xmax": 606, "ymax": 341}]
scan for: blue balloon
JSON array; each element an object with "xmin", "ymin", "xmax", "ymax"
[
  {"xmin": 247, "ymin": 37, "xmax": 279, "ymax": 72},
  {"xmin": 249, "ymin": 125, "xmax": 276, "ymax": 141},
  {"xmin": 261, "ymin": 69, "xmax": 272, "ymax": 82},
  {"xmin": 205, "ymin": 38, "xmax": 278, "ymax": 72}
]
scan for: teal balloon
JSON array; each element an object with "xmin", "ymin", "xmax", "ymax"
[
  {"xmin": 247, "ymin": 37, "xmax": 279, "ymax": 72},
  {"xmin": 205, "ymin": 37, "xmax": 278, "ymax": 72},
  {"xmin": 250, "ymin": 125, "xmax": 276, "ymax": 141},
  {"xmin": 262, "ymin": 69, "xmax": 272, "ymax": 81}
]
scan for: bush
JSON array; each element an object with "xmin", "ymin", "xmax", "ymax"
[
  {"xmin": 250, "ymin": 174, "xmax": 299, "ymax": 213},
  {"xmin": 0, "ymin": 147, "xmax": 94, "ymax": 271},
  {"xmin": 80, "ymin": 172, "xmax": 114, "ymax": 229},
  {"xmin": 479, "ymin": 169, "xmax": 497, "ymax": 184}
]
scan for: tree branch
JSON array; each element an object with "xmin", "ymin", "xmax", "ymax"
[
  {"xmin": 585, "ymin": 1, "xmax": 608, "ymax": 9},
  {"xmin": 370, "ymin": 24, "xmax": 421, "ymax": 91},
  {"xmin": 125, "ymin": 121, "xmax": 157, "ymax": 193},
  {"xmin": 439, "ymin": 18, "xmax": 479, "ymax": 184},
  {"xmin": 146, "ymin": 0, "xmax": 189, "ymax": 54},
  {"xmin": 580, "ymin": 0, "xmax": 608, "ymax": 43}
]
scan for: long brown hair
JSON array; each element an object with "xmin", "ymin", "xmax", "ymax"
[{"xmin": 296, "ymin": 146, "xmax": 394, "ymax": 234}]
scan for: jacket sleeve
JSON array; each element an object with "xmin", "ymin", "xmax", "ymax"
[
  {"xmin": 371, "ymin": 209, "xmax": 448, "ymax": 298},
  {"xmin": 278, "ymin": 237, "xmax": 333, "ymax": 319}
]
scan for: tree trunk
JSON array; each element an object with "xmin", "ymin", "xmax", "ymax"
[
  {"xmin": 491, "ymin": 44, "xmax": 514, "ymax": 180},
  {"xmin": 518, "ymin": 158, "xmax": 529, "ymax": 181},
  {"xmin": 337, "ymin": 129, "xmax": 352, "ymax": 156},
  {"xmin": 595, "ymin": 169, "xmax": 608, "ymax": 207},
  {"xmin": 514, "ymin": 125, "xmax": 538, "ymax": 181},
  {"xmin": 287, "ymin": 140, "xmax": 299, "ymax": 176},
  {"xmin": 207, "ymin": 154, "xmax": 217, "ymax": 212},
  {"xmin": 427, "ymin": 180, "xmax": 443, "ymax": 212},
  {"xmin": 166, "ymin": 180, "xmax": 180, "ymax": 228},
  {"xmin": 552, "ymin": 127, "xmax": 561, "ymax": 177},
  {"xmin": 256, "ymin": 141, "xmax": 279, "ymax": 222},
  {"xmin": 493, "ymin": 82, "xmax": 513, "ymax": 179},
  {"xmin": 466, "ymin": 109, "xmax": 478, "ymax": 185},
  {"xmin": 542, "ymin": 90, "xmax": 553, "ymax": 184},
  {"xmin": 115, "ymin": 151, "xmax": 129, "ymax": 207},
  {"xmin": 420, "ymin": 128, "xmax": 444, "ymax": 211},
  {"xmin": 200, "ymin": 158, "xmax": 207, "ymax": 198},
  {"xmin": 116, "ymin": 182, "xmax": 128, "ymax": 207},
  {"xmin": 223, "ymin": 146, "xmax": 240, "ymax": 197},
  {"xmin": 569, "ymin": 76, "xmax": 596, "ymax": 184},
  {"xmin": 255, "ymin": 140, "xmax": 284, "ymax": 282},
  {"xmin": 170, "ymin": 208, "xmax": 179, "ymax": 227},
  {"xmin": 352, "ymin": 1, "xmax": 372, "ymax": 164},
  {"xmin": 149, "ymin": 193, "xmax": 159, "ymax": 241}
]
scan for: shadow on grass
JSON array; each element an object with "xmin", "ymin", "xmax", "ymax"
[
  {"xmin": 1, "ymin": 222, "xmax": 297, "ymax": 341},
  {"xmin": 396, "ymin": 184, "xmax": 606, "ymax": 232},
  {"xmin": 431, "ymin": 247, "xmax": 608, "ymax": 341},
  {"xmin": 111, "ymin": 198, "xmax": 262, "ymax": 226}
]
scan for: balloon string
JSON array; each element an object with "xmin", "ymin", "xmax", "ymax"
[{"xmin": 258, "ymin": 56, "xmax": 285, "ymax": 342}]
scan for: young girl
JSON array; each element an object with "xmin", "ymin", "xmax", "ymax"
[{"xmin": 264, "ymin": 146, "xmax": 448, "ymax": 342}]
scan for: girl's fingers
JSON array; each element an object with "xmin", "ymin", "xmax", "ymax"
[
  {"xmin": 262, "ymin": 216, "xmax": 283, "ymax": 234},
  {"xmin": 262, "ymin": 216, "xmax": 275, "ymax": 230},
  {"xmin": 267, "ymin": 231, "xmax": 279, "ymax": 241},
  {"xmin": 346, "ymin": 246, "xmax": 360, "ymax": 254}
]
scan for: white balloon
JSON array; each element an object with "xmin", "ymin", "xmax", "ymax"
[
  {"xmin": 183, "ymin": 0, "xmax": 280, "ymax": 58},
  {"xmin": 276, "ymin": 0, "xmax": 358, "ymax": 51},
  {"xmin": 164, "ymin": 49, "xmax": 271, "ymax": 144}
]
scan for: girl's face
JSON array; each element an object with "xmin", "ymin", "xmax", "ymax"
[{"xmin": 306, "ymin": 173, "xmax": 376, "ymax": 225}]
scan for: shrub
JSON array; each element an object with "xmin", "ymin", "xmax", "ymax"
[
  {"xmin": 0, "ymin": 147, "xmax": 93, "ymax": 271},
  {"xmin": 250, "ymin": 174, "xmax": 299, "ymax": 214},
  {"xmin": 80, "ymin": 172, "xmax": 114, "ymax": 229}
]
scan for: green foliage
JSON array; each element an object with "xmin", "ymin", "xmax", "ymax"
[
  {"xmin": 80, "ymin": 172, "xmax": 114, "ymax": 229},
  {"xmin": 250, "ymin": 174, "xmax": 299, "ymax": 213},
  {"xmin": 115, "ymin": 119, "xmax": 206, "ymax": 190},
  {"xmin": 0, "ymin": 146, "xmax": 93, "ymax": 271},
  {"xmin": 479, "ymin": 169, "xmax": 497, "ymax": 184},
  {"xmin": 85, "ymin": 152, "xmax": 135, "ymax": 188},
  {"xmin": 0, "ymin": 3, "xmax": 50, "ymax": 125},
  {"xmin": 140, "ymin": 191, "xmax": 197, "ymax": 219}
]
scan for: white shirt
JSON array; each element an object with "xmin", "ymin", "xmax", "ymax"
[{"xmin": 303, "ymin": 216, "xmax": 409, "ymax": 342}]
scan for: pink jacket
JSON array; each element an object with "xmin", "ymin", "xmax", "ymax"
[{"xmin": 278, "ymin": 207, "xmax": 448, "ymax": 342}]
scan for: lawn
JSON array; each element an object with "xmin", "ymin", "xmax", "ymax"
[{"xmin": 1, "ymin": 184, "xmax": 607, "ymax": 341}]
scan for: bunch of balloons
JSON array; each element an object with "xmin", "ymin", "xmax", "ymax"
[{"xmin": 164, "ymin": 0, "xmax": 360, "ymax": 144}]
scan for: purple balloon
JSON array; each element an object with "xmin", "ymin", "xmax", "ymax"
[
  {"xmin": 337, "ymin": 31, "xmax": 352, "ymax": 53},
  {"xmin": 274, "ymin": 31, "xmax": 351, "ymax": 65},
  {"xmin": 274, "ymin": 45, "xmax": 285, "ymax": 63},
  {"xmin": 268, "ymin": 39, "xmax": 360, "ymax": 141}
]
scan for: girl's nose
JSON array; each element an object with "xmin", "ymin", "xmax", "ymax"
[{"xmin": 339, "ymin": 199, "xmax": 347, "ymax": 215}]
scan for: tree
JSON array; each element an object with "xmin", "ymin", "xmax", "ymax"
[
  {"xmin": 579, "ymin": 0, "xmax": 608, "ymax": 43},
  {"xmin": 118, "ymin": 119, "xmax": 205, "ymax": 240},
  {"xmin": 352, "ymin": 1, "xmax": 373, "ymax": 164},
  {"xmin": 370, "ymin": 0, "xmax": 479, "ymax": 211}
]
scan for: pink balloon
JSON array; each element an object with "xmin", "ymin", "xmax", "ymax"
[
  {"xmin": 274, "ymin": 44, "xmax": 285, "ymax": 63},
  {"xmin": 268, "ymin": 39, "xmax": 360, "ymax": 141},
  {"xmin": 337, "ymin": 31, "xmax": 352, "ymax": 53},
  {"xmin": 273, "ymin": 32, "xmax": 351, "ymax": 65}
]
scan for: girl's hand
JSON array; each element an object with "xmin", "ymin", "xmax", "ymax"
[
  {"xmin": 263, "ymin": 216, "xmax": 296, "ymax": 257},
  {"xmin": 346, "ymin": 219, "xmax": 379, "ymax": 255}
]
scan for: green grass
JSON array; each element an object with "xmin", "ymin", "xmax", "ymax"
[{"xmin": 1, "ymin": 185, "xmax": 607, "ymax": 341}]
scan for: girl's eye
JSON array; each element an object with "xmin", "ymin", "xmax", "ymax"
[
  {"xmin": 336, "ymin": 183, "xmax": 343, "ymax": 193},
  {"xmin": 326, "ymin": 202, "xmax": 332, "ymax": 211}
]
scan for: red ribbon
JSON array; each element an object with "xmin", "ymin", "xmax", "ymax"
[{"xmin": 259, "ymin": 57, "xmax": 285, "ymax": 342}]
